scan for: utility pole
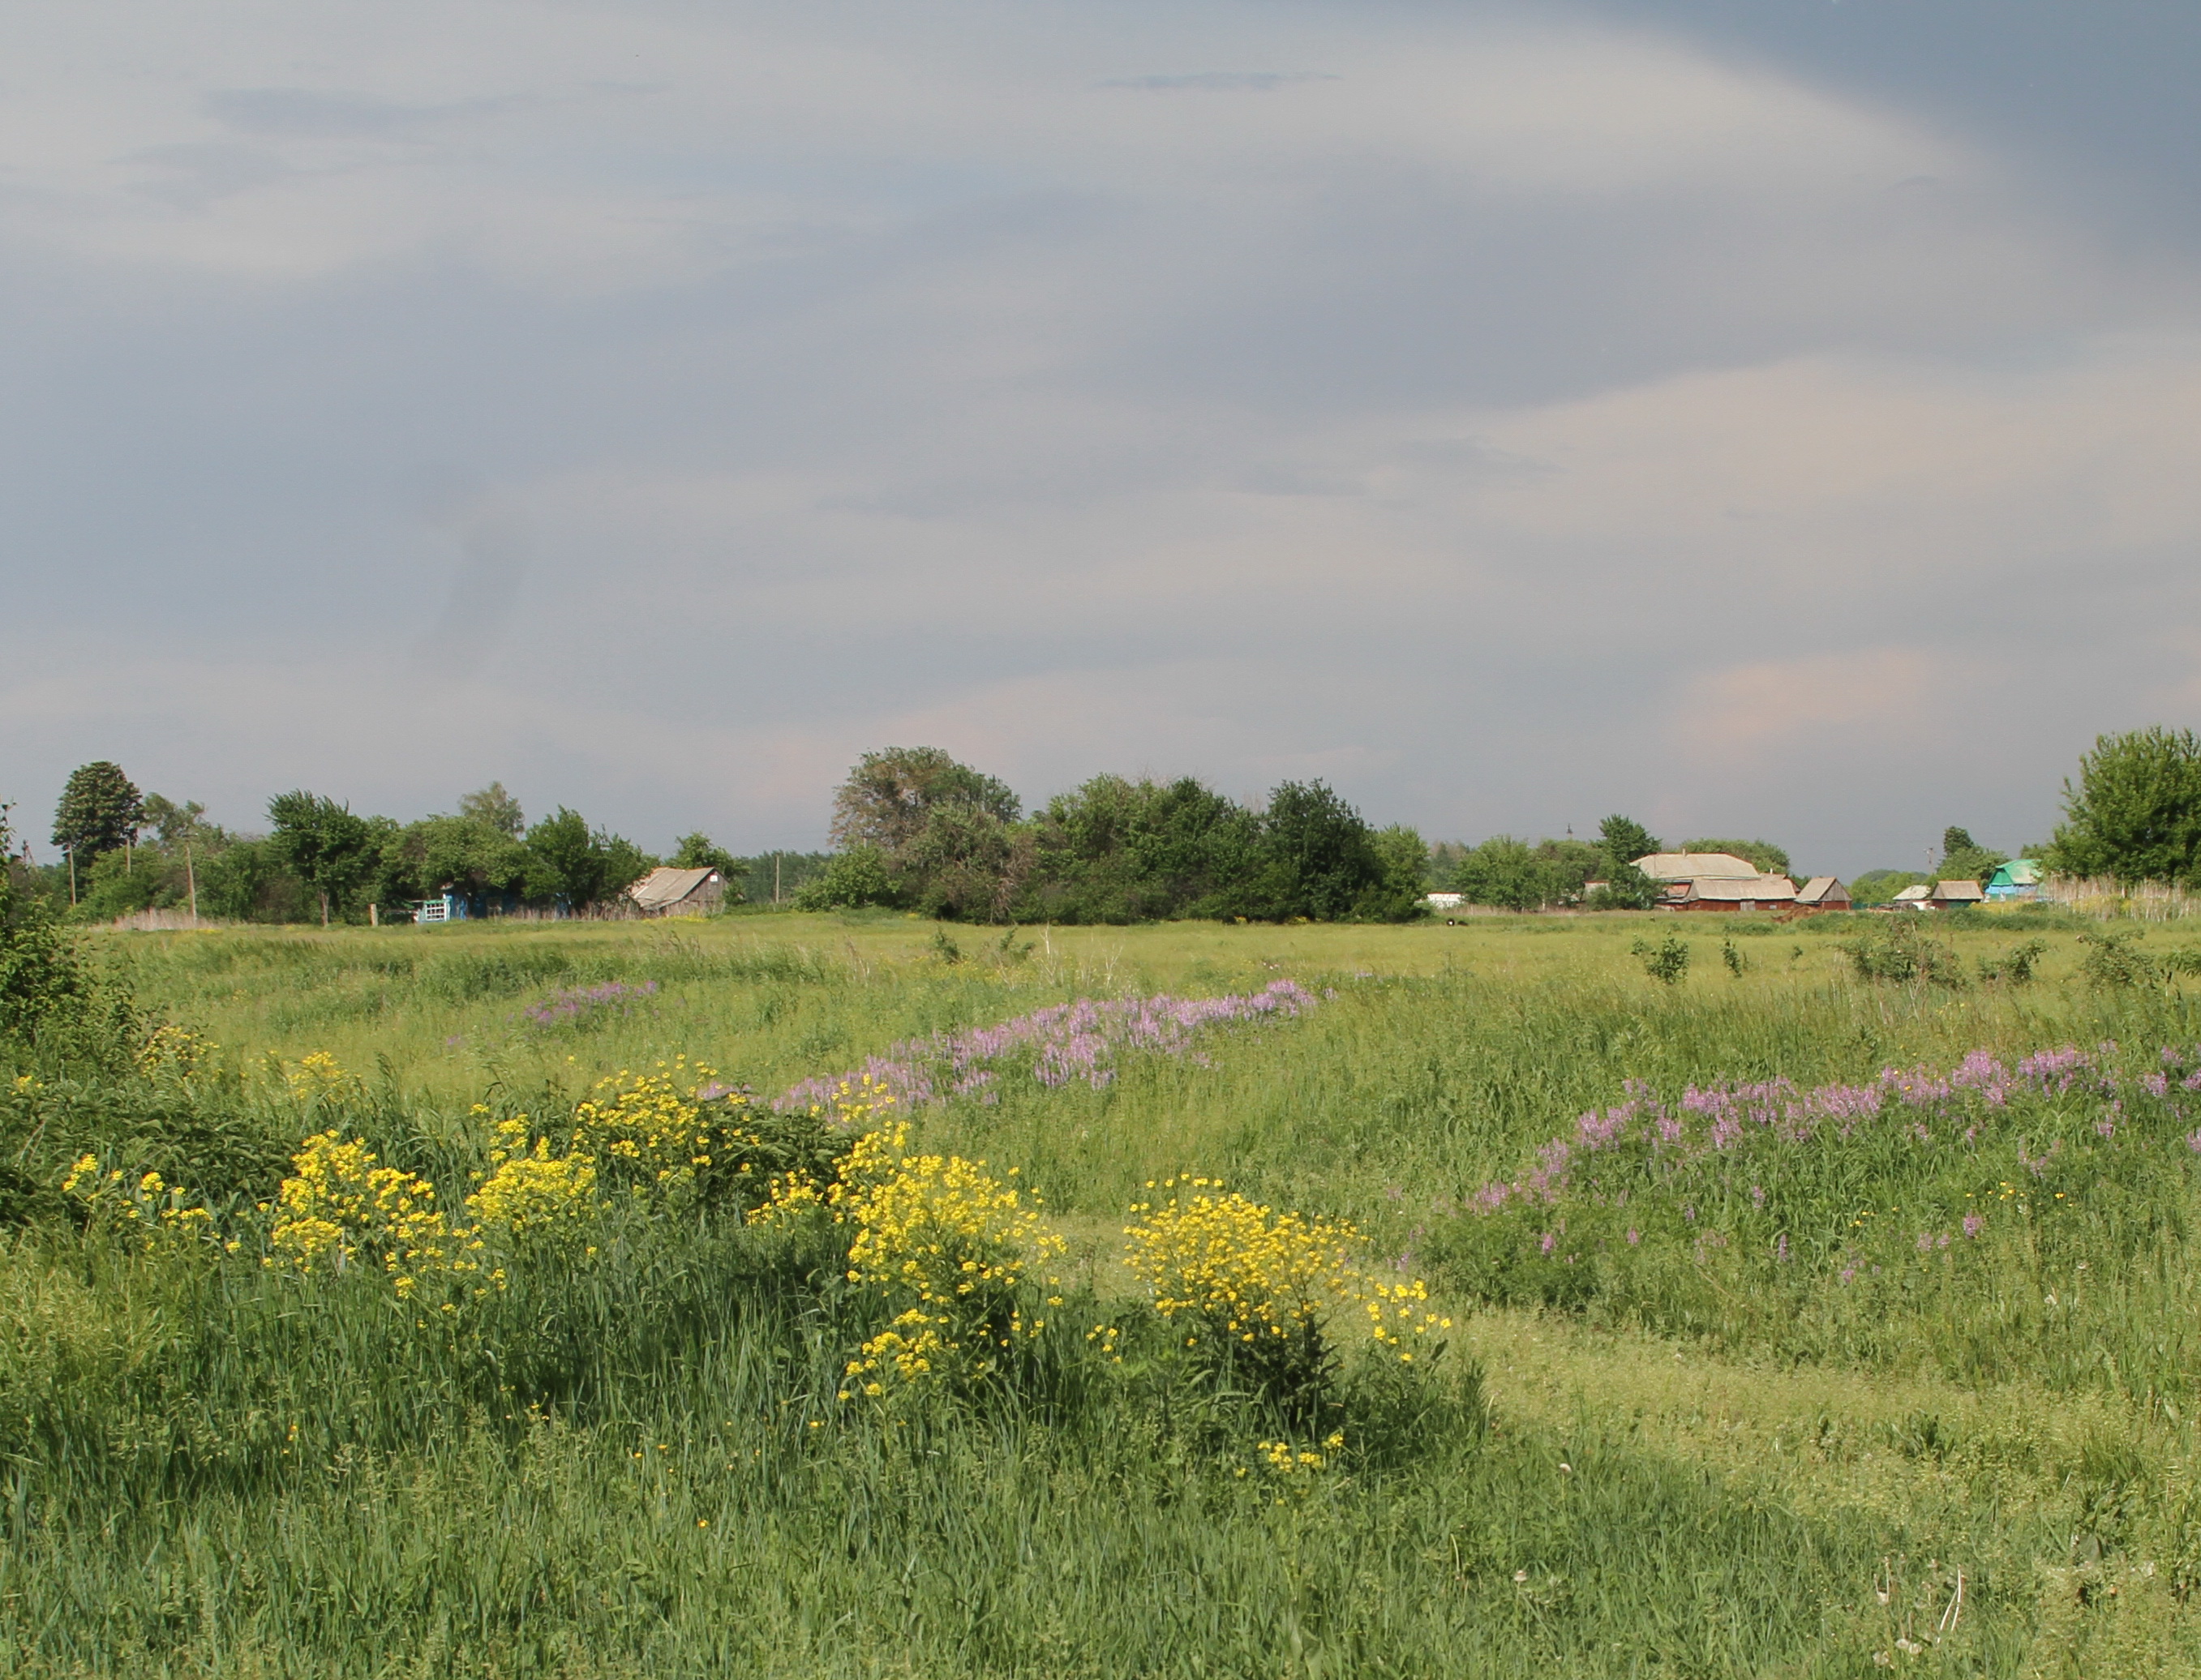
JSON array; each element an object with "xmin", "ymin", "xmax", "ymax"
[
  {"xmin": 67, "ymin": 847, "xmax": 75, "ymax": 906},
  {"xmin": 185, "ymin": 838, "xmax": 198, "ymax": 925},
  {"xmin": 774, "ymin": 854, "xmax": 781, "ymax": 904}
]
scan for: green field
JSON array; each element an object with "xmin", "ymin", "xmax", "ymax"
[{"xmin": 8, "ymin": 907, "xmax": 2201, "ymax": 1676}]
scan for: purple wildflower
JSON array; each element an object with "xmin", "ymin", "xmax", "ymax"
[{"xmin": 776, "ymin": 978, "xmax": 1319, "ymax": 1120}]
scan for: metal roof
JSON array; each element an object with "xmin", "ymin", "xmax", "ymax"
[
  {"xmin": 628, "ymin": 866, "xmax": 719, "ymax": 910},
  {"xmin": 1795, "ymin": 876, "xmax": 1847, "ymax": 903},
  {"xmin": 1633, "ymin": 851, "xmax": 1761, "ymax": 881},
  {"xmin": 1684, "ymin": 875, "xmax": 1798, "ymax": 902},
  {"xmin": 1987, "ymin": 859, "xmax": 2043, "ymax": 888}
]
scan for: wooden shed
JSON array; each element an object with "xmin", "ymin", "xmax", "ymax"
[
  {"xmin": 625, "ymin": 866, "xmax": 726, "ymax": 918},
  {"xmin": 1929, "ymin": 878, "xmax": 1984, "ymax": 910},
  {"xmin": 1793, "ymin": 876, "xmax": 1851, "ymax": 912}
]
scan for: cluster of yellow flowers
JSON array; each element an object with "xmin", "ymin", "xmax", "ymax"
[
  {"xmin": 756, "ymin": 1113, "xmax": 1064, "ymax": 1398},
  {"xmin": 1251, "ymin": 1431, "xmax": 1346, "ymax": 1475},
  {"xmin": 466, "ymin": 1117, "xmax": 602, "ymax": 1236},
  {"xmin": 61, "ymin": 1156, "xmax": 219, "ymax": 1251},
  {"xmin": 569, "ymin": 1057, "xmax": 736, "ymax": 1196},
  {"xmin": 282, "ymin": 1050, "xmax": 363, "ymax": 1105},
  {"xmin": 261, "ymin": 1057, "xmax": 785, "ymax": 1301},
  {"xmin": 137, "ymin": 1024, "xmax": 217, "ymax": 1079},
  {"xmin": 269, "ymin": 1131, "xmax": 481, "ymax": 1296},
  {"xmin": 1123, "ymin": 1177, "xmax": 1448, "ymax": 1364}
]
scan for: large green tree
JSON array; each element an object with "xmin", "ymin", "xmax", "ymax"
[
  {"xmin": 1018, "ymin": 774, "xmax": 1260, "ymax": 924},
  {"xmin": 829, "ymin": 748, "xmax": 1020, "ymax": 855},
  {"xmin": 524, "ymin": 808, "xmax": 651, "ymax": 911},
  {"xmin": 51, "ymin": 761, "xmax": 144, "ymax": 902},
  {"xmin": 267, "ymin": 791, "xmax": 375, "ymax": 927},
  {"xmin": 1454, "ymin": 837, "xmax": 1564, "ymax": 912},
  {"xmin": 2044, "ymin": 726, "xmax": 2201, "ymax": 885},
  {"xmin": 457, "ymin": 782, "xmax": 526, "ymax": 838},
  {"xmin": 1590, "ymin": 814, "xmax": 1663, "ymax": 909},
  {"xmin": 1239, "ymin": 781, "xmax": 1414, "ymax": 922}
]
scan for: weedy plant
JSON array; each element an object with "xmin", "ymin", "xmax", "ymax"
[{"xmin": 1632, "ymin": 934, "xmax": 1690, "ymax": 984}]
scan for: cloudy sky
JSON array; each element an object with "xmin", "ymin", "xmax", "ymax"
[{"xmin": 4, "ymin": 0, "xmax": 2197, "ymax": 876}]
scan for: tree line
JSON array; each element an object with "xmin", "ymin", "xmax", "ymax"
[
  {"xmin": 19, "ymin": 765, "xmax": 829, "ymax": 927},
  {"xmin": 15, "ymin": 724, "xmax": 2201, "ymax": 929}
]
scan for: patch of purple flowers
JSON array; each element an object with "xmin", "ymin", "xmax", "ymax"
[
  {"xmin": 520, "ymin": 979, "xmax": 659, "ymax": 1030},
  {"xmin": 777, "ymin": 979, "xmax": 1319, "ymax": 1121},
  {"xmin": 1464, "ymin": 1043, "xmax": 2201, "ymax": 1215}
]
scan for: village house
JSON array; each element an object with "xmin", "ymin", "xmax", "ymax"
[
  {"xmin": 1669, "ymin": 875, "xmax": 1799, "ymax": 913},
  {"xmin": 1793, "ymin": 876, "xmax": 1850, "ymax": 912},
  {"xmin": 1985, "ymin": 859, "xmax": 2044, "ymax": 901},
  {"xmin": 1929, "ymin": 878, "xmax": 1984, "ymax": 910},
  {"xmin": 1634, "ymin": 851, "xmax": 1797, "ymax": 913},
  {"xmin": 625, "ymin": 866, "xmax": 727, "ymax": 917}
]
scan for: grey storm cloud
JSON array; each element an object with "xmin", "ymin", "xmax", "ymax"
[{"xmin": 2, "ymin": 0, "xmax": 2198, "ymax": 875}]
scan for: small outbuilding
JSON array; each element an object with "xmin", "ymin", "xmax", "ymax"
[
  {"xmin": 1890, "ymin": 883, "xmax": 1933, "ymax": 909},
  {"xmin": 1929, "ymin": 879, "xmax": 1985, "ymax": 911},
  {"xmin": 626, "ymin": 866, "xmax": 726, "ymax": 918},
  {"xmin": 1985, "ymin": 859, "xmax": 2044, "ymax": 901},
  {"xmin": 1794, "ymin": 876, "xmax": 1851, "ymax": 912}
]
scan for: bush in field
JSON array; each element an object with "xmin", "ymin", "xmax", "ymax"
[
  {"xmin": 792, "ymin": 843, "xmax": 902, "ymax": 911},
  {"xmin": 1976, "ymin": 937, "xmax": 2049, "ymax": 985},
  {"xmin": 2079, "ymin": 928, "xmax": 2158, "ymax": 988},
  {"xmin": 1843, "ymin": 917, "xmax": 1967, "ymax": 986},
  {"xmin": 1631, "ymin": 935, "xmax": 1689, "ymax": 984}
]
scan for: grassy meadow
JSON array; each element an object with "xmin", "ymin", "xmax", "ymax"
[{"xmin": 9, "ymin": 906, "xmax": 2201, "ymax": 1675}]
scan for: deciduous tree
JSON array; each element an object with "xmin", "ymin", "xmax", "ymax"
[
  {"xmin": 2044, "ymin": 726, "xmax": 2201, "ymax": 885},
  {"xmin": 267, "ymin": 791, "xmax": 375, "ymax": 927}
]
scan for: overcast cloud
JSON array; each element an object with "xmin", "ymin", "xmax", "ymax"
[{"xmin": 3, "ymin": 0, "xmax": 2197, "ymax": 876}]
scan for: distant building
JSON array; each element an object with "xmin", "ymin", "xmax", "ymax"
[
  {"xmin": 1673, "ymin": 876, "xmax": 1799, "ymax": 913},
  {"xmin": 1633, "ymin": 852, "xmax": 1761, "ymax": 882},
  {"xmin": 626, "ymin": 866, "xmax": 726, "ymax": 917},
  {"xmin": 1794, "ymin": 876, "xmax": 1851, "ymax": 912},
  {"xmin": 1929, "ymin": 878, "xmax": 1985, "ymax": 910},
  {"xmin": 1890, "ymin": 884, "xmax": 1933, "ymax": 908},
  {"xmin": 1984, "ymin": 859, "xmax": 2044, "ymax": 901},
  {"xmin": 1425, "ymin": 892, "xmax": 1464, "ymax": 911}
]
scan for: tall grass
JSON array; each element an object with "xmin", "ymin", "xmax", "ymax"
[{"xmin": 6, "ymin": 915, "xmax": 2201, "ymax": 1672}]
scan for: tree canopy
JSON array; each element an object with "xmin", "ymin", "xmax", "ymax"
[
  {"xmin": 2044, "ymin": 726, "xmax": 2201, "ymax": 885},
  {"xmin": 830, "ymin": 748, "xmax": 1021, "ymax": 854},
  {"xmin": 52, "ymin": 762, "xmax": 143, "ymax": 864},
  {"xmin": 267, "ymin": 791, "xmax": 376, "ymax": 927}
]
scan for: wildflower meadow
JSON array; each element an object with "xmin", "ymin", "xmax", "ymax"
[{"xmin": 7, "ymin": 906, "xmax": 2201, "ymax": 1673}]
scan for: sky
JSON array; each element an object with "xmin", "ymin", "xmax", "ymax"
[{"xmin": 3, "ymin": 0, "xmax": 2198, "ymax": 878}]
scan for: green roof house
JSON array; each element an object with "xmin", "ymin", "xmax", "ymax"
[{"xmin": 1984, "ymin": 859, "xmax": 2043, "ymax": 901}]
